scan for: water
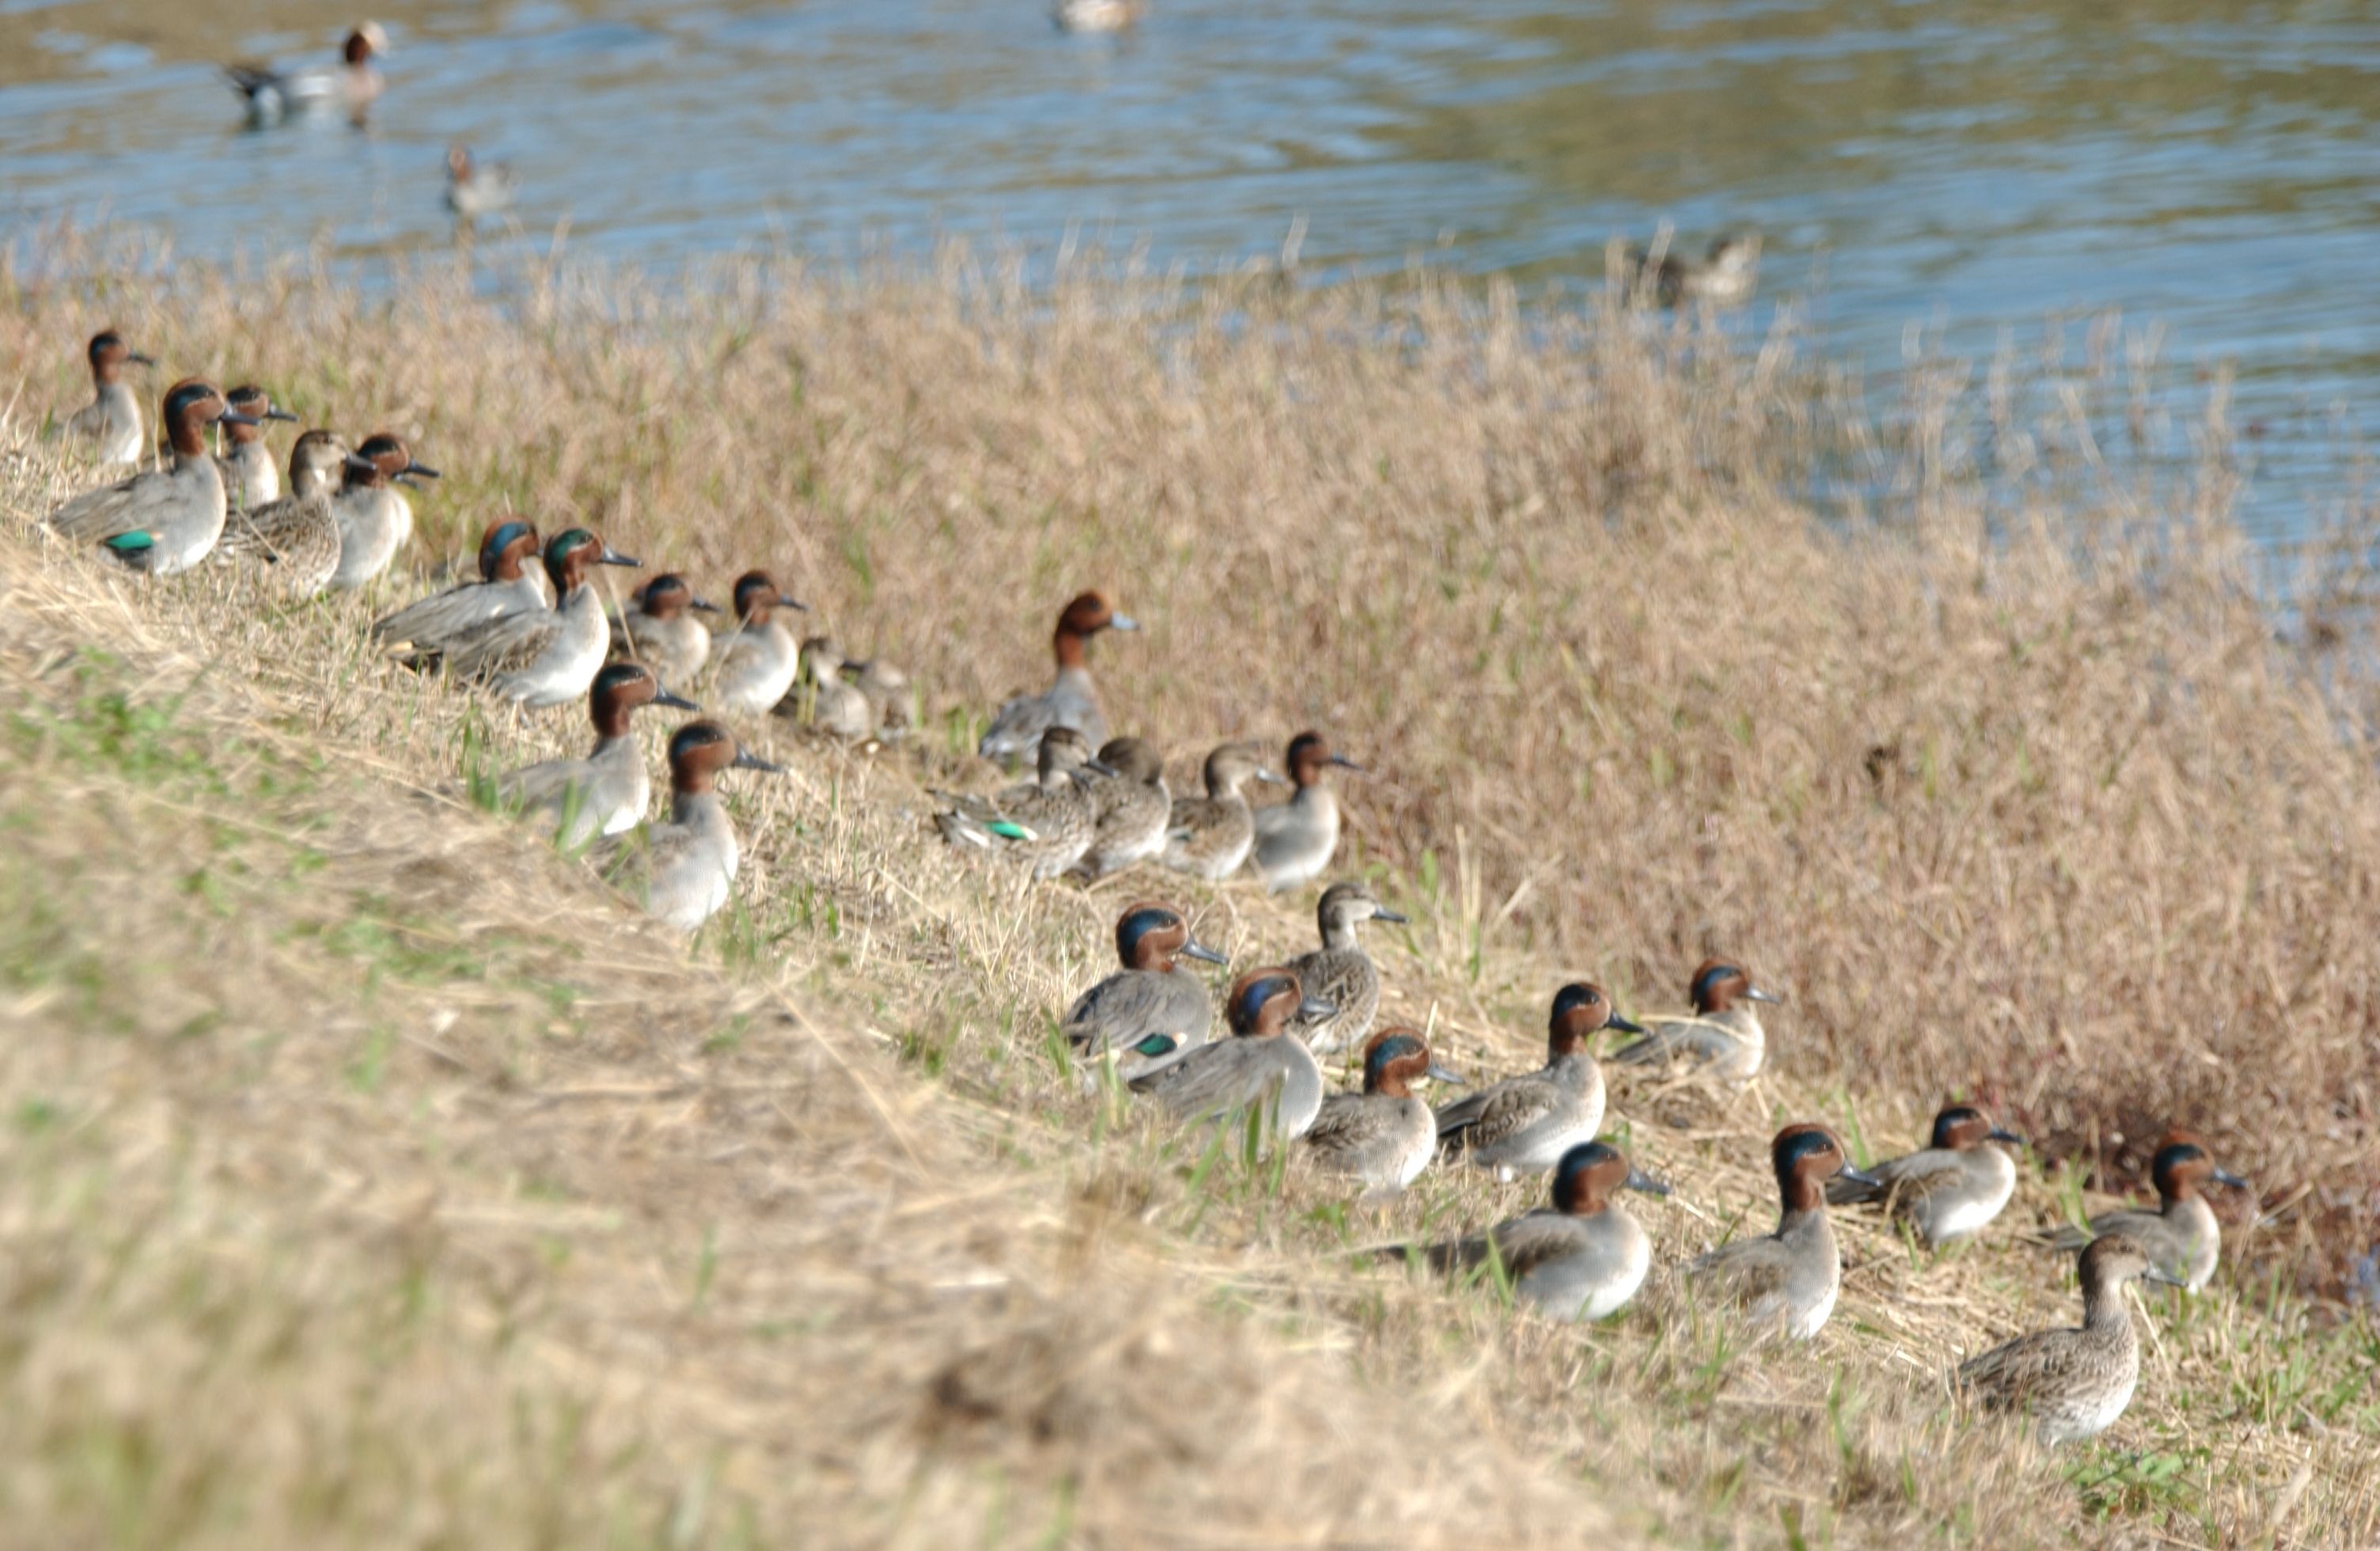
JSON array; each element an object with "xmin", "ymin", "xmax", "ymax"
[{"xmin": 5, "ymin": 0, "xmax": 2376, "ymax": 540}]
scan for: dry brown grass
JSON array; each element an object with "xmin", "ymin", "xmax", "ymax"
[{"xmin": 3, "ymin": 233, "xmax": 2378, "ymax": 1547}]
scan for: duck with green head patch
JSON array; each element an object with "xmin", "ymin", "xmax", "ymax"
[
  {"xmin": 327, "ymin": 430, "xmax": 438, "ymax": 590},
  {"xmin": 2046, "ymin": 1130, "xmax": 2249, "ymax": 1291},
  {"xmin": 372, "ymin": 518, "xmax": 548, "ymax": 654},
  {"xmin": 498, "ymin": 662, "xmax": 699, "ymax": 848},
  {"xmin": 51, "ymin": 329, "xmax": 153, "ymax": 465},
  {"xmin": 434, "ymin": 527, "xmax": 642, "ymax": 707},
  {"xmin": 1062, "ymin": 901, "xmax": 1229, "ymax": 1086},
  {"xmin": 708, "ymin": 569, "xmax": 808, "ymax": 717},
  {"xmin": 607, "ymin": 720, "xmax": 782, "ymax": 931},
  {"xmin": 1399, "ymin": 1140, "xmax": 1668, "ymax": 1320},
  {"xmin": 1129, "ymin": 967, "xmax": 1332, "ymax": 1142},
  {"xmin": 1305, "ymin": 1027, "xmax": 1464, "ymax": 1199},
  {"xmin": 47, "ymin": 378, "xmax": 256, "ymax": 576},
  {"xmin": 1828, "ymin": 1101, "xmax": 2026, "ymax": 1249},
  {"xmin": 1607, "ymin": 957, "xmax": 1782, "ymax": 1086},
  {"xmin": 1685, "ymin": 1124, "xmax": 1877, "ymax": 1340},
  {"xmin": 612, "ymin": 573, "xmax": 720, "ymax": 693},
  {"xmin": 214, "ymin": 385, "xmax": 301, "ymax": 510},
  {"xmin": 1436, "ymin": 983, "xmax": 1636, "ymax": 1179}
]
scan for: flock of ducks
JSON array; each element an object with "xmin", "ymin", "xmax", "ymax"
[{"xmin": 27, "ymin": 339, "xmax": 2261, "ymax": 1452}]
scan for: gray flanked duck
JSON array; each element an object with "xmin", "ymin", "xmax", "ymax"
[
  {"xmin": 1130, "ymin": 966, "xmax": 1332, "ymax": 1142},
  {"xmin": 498, "ymin": 662, "xmax": 699, "ymax": 848},
  {"xmin": 1402, "ymin": 1140, "xmax": 1669, "ymax": 1321},
  {"xmin": 1062, "ymin": 901, "xmax": 1230, "ymax": 1085},
  {"xmin": 1685, "ymin": 1124, "xmax": 1877, "ymax": 1341},
  {"xmin": 978, "ymin": 590, "xmax": 1139, "ymax": 766},
  {"xmin": 46, "ymin": 379, "xmax": 255, "ymax": 575}
]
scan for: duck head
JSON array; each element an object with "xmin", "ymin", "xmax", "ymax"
[
  {"xmin": 2079, "ymin": 1231, "xmax": 2187, "ymax": 1293},
  {"xmin": 221, "ymin": 385, "xmax": 297, "ymax": 444},
  {"xmin": 1772, "ymin": 1124, "xmax": 1877, "ymax": 1212},
  {"xmin": 666, "ymin": 719, "xmax": 782, "ymax": 794},
  {"xmin": 730, "ymin": 569, "xmax": 806, "ymax": 626},
  {"xmin": 284, "ymin": 429, "xmax": 351, "ymax": 500},
  {"xmin": 1224, "ymin": 966, "xmax": 1332, "ymax": 1037},
  {"xmin": 540, "ymin": 528, "xmax": 640, "ymax": 592},
  {"xmin": 1052, "ymin": 590, "xmax": 1138, "ymax": 667},
  {"xmin": 1033, "ymin": 726, "xmax": 1112, "ymax": 783},
  {"xmin": 591, "ymin": 662, "xmax": 697, "ymax": 737},
  {"xmin": 343, "ymin": 431, "xmax": 439, "ymax": 491},
  {"xmin": 1095, "ymin": 736, "xmax": 1166, "ymax": 787},
  {"xmin": 1115, "ymin": 901, "xmax": 1227, "ymax": 973},
  {"xmin": 86, "ymin": 329, "xmax": 153, "ymax": 385},
  {"xmin": 1547, "ymin": 981, "xmax": 1641, "ymax": 1058},
  {"xmin": 161, "ymin": 380, "xmax": 256, "ymax": 457},
  {"xmin": 1315, "ymin": 879, "xmax": 1406, "ymax": 939},
  {"xmin": 1688, "ymin": 958, "xmax": 1779, "ymax": 1014},
  {"xmin": 2149, "ymin": 1132, "xmax": 2248, "ymax": 1204},
  {"xmin": 639, "ymin": 573, "xmax": 717, "ymax": 620},
  {"xmin": 1285, "ymin": 730, "xmax": 1364, "ymax": 789},
  {"xmin": 1931, "ymin": 1103, "xmax": 2024, "ymax": 1152},
  {"xmin": 477, "ymin": 518, "xmax": 542, "ymax": 582},
  {"xmin": 346, "ymin": 21, "xmax": 388, "ymax": 65},
  {"xmin": 1551, "ymin": 1140, "xmax": 1669, "ymax": 1215},
  {"xmin": 1200, "ymin": 740, "xmax": 1279, "ymax": 795},
  {"xmin": 1357, "ymin": 1026, "xmax": 1463, "ymax": 1098}
]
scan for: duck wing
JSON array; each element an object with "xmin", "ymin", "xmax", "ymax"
[
  {"xmin": 438, "ymin": 605, "xmax": 565, "ymax": 680},
  {"xmin": 1063, "ymin": 971, "xmax": 1209, "ymax": 1054},
  {"xmin": 1435, "ymin": 1075, "xmax": 1557, "ymax": 1151},
  {"xmin": 1609, "ymin": 1015, "xmax": 1732, "ymax": 1067},
  {"xmin": 1129, "ymin": 1037, "xmax": 1288, "ymax": 1118},
  {"xmin": 46, "ymin": 469, "xmax": 163, "ymax": 543},
  {"xmin": 1828, "ymin": 1147, "xmax": 1961, "ymax": 1207}
]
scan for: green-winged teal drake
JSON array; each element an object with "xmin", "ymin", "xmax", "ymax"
[
  {"xmin": 707, "ymin": 569, "xmax": 807, "ymax": 717},
  {"xmin": 1608, "ymin": 957, "xmax": 1780, "ymax": 1085},
  {"xmin": 1829, "ymin": 1102, "xmax": 2025, "ymax": 1249},
  {"xmin": 498, "ymin": 662, "xmax": 699, "ymax": 848},
  {"xmin": 611, "ymin": 573, "xmax": 718, "ymax": 692},
  {"xmin": 1249, "ymin": 730, "xmax": 1362, "ymax": 893},
  {"xmin": 1062, "ymin": 901, "xmax": 1230, "ymax": 1086},
  {"xmin": 372, "ymin": 518, "xmax": 548, "ymax": 653},
  {"xmin": 46, "ymin": 379, "xmax": 255, "ymax": 575},
  {"xmin": 977, "ymin": 590, "xmax": 1138, "ymax": 765},
  {"xmin": 1685, "ymin": 1124, "xmax": 1877, "ymax": 1340},
  {"xmin": 434, "ymin": 528, "xmax": 642, "ymax": 707},
  {"xmin": 1435, "ymin": 982, "xmax": 1638, "ymax": 1178},
  {"xmin": 1404, "ymin": 1141, "xmax": 1668, "ymax": 1321},
  {"xmin": 53, "ymin": 330, "xmax": 153, "ymax": 465},
  {"xmin": 1130, "ymin": 966, "xmax": 1331, "ymax": 1141},
  {"xmin": 1304, "ymin": 1027, "xmax": 1462, "ymax": 1199},
  {"xmin": 2047, "ymin": 1131, "xmax": 2247, "ymax": 1292},
  {"xmin": 214, "ymin": 385, "xmax": 299, "ymax": 510},
  {"xmin": 613, "ymin": 720, "xmax": 781, "ymax": 931}
]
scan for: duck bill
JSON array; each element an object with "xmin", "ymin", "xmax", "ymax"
[
  {"xmin": 342, "ymin": 452, "xmax": 380, "ymax": 476},
  {"xmin": 652, "ymin": 688, "xmax": 700, "ymax": 712},
  {"xmin": 732, "ymin": 749, "xmax": 783, "ymax": 774},
  {"xmin": 2211, "ymin": 1167, "xmax": 2249, "ymax": 1190},
  {"xmin": 2143, "ymin": 1268, "xmax": 2191, "ymax": 1290},
  {"xmin": 1624, "ymin": 1166, "xmax": 1673, "ymax": 1197},
  {"xmin": 1181, "ymin": 939, "xmax": 1230, "ymax": 966},
  {"xmin": 689, "ymin": 598, "xmax": 722, "ymax": 613},
  {"xmin": 1745, "ymin": 986, "xmax": 1783, "ymax": 1005},
  {"xmin": 1372, "ymin": 906, "xmax": 1410, "ymax": 924},
  {"xmin": 1605, "ymin": 1013, "xmax": 1647, "ymax": 1037},
  {"xmin": 401, "ymin": 460, "xmax": 441, "ymax": 480},
  {"xmin": 1327, "ymin": 753, "xmax": 1367, "ymax": 774},
  {"xmin": 218, "ymin": 408, "xmax": 262, "ymax": 428},
  {"xmin": 127, "ymin": 351, "xmax": 157, "ymax": 366},
  {"xmin": 1253, "ymin": 768, "xmax": 1288, "ymax": 785},
  {"xmin": 263, "ymin": 407, "xmax": 301, "ymax": 423},
  {"xmin": 1424, "ymin": 1062, "xmax": 1467, "ymax": 1087},
  {"xmin": 1835, "ymin": 1162, "xmax": 1884, "ymax": 1189},
  {"xmin": 1081, "ymin": 758, "xmax": 1120, "ymax": 778},
  {"xmin": 1987, "ymin": 1128, "xmax": 2026, "ymax": 1146},
  {"xmin": 1107, "ymin": 613, "xmax": 1141, "ymax": 631},
  {"xmin": 600, "ymin": 548, "xmax": 642, "ymax": 567},
  {"xmin": 779, "ymin": 593, "xmax": 809, "ymax": 611},
  {"xmin": 1297, "ymin": 995, "xmax": 1338, "ymax": 1021}
]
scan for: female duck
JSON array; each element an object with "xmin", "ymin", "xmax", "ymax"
[
  {"xmin": 1161, "ymin": 741, "xmax": 1281, "ymax": 880},
  {"xmin": 1685, "ymin": 1124, "xmax": 1877, "ymax": 1340},
  {"xmin": 1249, "ymin": 730, "xmax": 1363, "ymax": 893},
  {"xmin": 1283, "ymin": 880, "xmax": 1406, "ymax": 1055},
  {"xmin": 1435, "ymin": 982, "xmax": 1637, "ymax": 1177},
  {"xmin": 1130, "ymin": 967, "xmax": 1333, "ymax": 1142},
  {"xmin": 214, "ymin": 430, "xmax": 353, "ymax": 592},
  {"xmin": 1074, "ymin": 737, "xmax": 1172, "ymax": 878},
  {"xmin": 498, "ymin": 662, "xmax": 698, "ymax": 848},
  {"xmin": 612, "ymin": 721, "xmax": 782, "ymax": 931},
  {"xmin": 932, "ymin": 727, "xmax": 1113, "ymax": 880},
  {"xmin": 437, "ymin": 528, "xmax": 642, "ymax": 707},
  {"xmin": 1402, "ymin": 1141, "xmax": 1668, "ymax": 1321},
  {"xmin": 46, "ymin": 379, "xmax": 256, "ymax": 575},
  {"xmin": 978, "ymin": 590, "xmax": 1139, "ymax": 765},
  {"xmin": 1957, "ymin": 1234, "xmax": 2183, "ymax": 1445},
  {"xmin": 214, "ymin": 385, "xmax": 300, "ymax": 510},
  {"xmin": 1304, "ymin": 1028, "xmax": 1463, "ymax": 1198}
]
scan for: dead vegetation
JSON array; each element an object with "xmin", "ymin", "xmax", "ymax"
[{"xmin": 2, "ymin": 234, "xmax": 2377, "ymax": 1546}]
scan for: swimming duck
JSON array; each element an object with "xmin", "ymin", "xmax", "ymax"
[
  {"xmin": 1129, "ymin": 967, "xmax": 1332, "ymax": 1142},
  {"xmin": 1629, "ymin": 233, "xmax": 1761, "ymax": 309},
  {"xmin": 932, "ymin": 726, "xmax": 1113, "ymax": 880},
  {"xmin": 612, "ymin": 721, "xmax": 781, "ymax": 931},
  {"xmin": 444, "ymin": 145, "xmax": 517, "ymax": 221},
  {"xmin": 2047, "ymin": 1132, "xmax": 2248, "ymax": 1292},
  {"xmin": 1403, "ymin": 1141, "xmax": 1668, "ymax": 1321},
  {"xmin": 1304, "ymin": 1028, "xmax": 1463, "ymax": 1198},
  {"xmin": 977, "ymin": 591, "xmax": 1139, "ymax": 765},
  {"xmin": 1249, "ymin": 731, "xmax": 1362, "ymax": 893},
  {"xmin": 435, "ymin": 528, "xmax": 642, "ymax": 707},
  {"xmin": 225, "ymin": 22, "xmax": 387, "ymax": 126},
  {"xmin": 53, "ymin": 330, "xmax": 153, "ymax": 464},
  {"xmin": 1283, "ymin": 879, "xmax": 1407, "ymax": 1055},
  {"xmin": 1828, "ymin": 1102, "xmax": 2025, "ymax": 1249},
  {"xmin": 707, "ymin": 570, "xmax": 808, "ymax": 716},
  {"xmin": 1074, "ymin": 737, "xmax": 1171, "ymax": 878},
  {"xmin": 1606, "ymin": 958, "xmax": 1780, "ymax": 1085},
  {"xmin": 775, "ymin": 636, "xmax": 870, "ymax": 740},
  {"xmin": 214, "ymin": 385, "xmax": 299, "ymax": 510},
  {"xmin": 1161, "ymin": 741, "xmax": 1283, "ymax": 880},
  {"xmin": 612, "ymin": 573, "xmax": 719, "ymax": 691},
  {"xmin": 1684, "ymin": 1124, "xmax": 1877, "ymax": 1341},
  {"xmin": 372, "ymin": 518, "xmax": 548, "ymax": 654},
  {"xmin": 325, "ymin": 431, "xmax": 436, "ymax": 590},
  {"xmin": 1061, "ymin": 901, "xmax": 1230, "ymax": 1085},
  {"xmin": 1957, "ymin": 1234, "xmax": 2184, "ymax": 1445},
  {"xmin": 45, "ymin": 379, "xmax": 253, "ymax": 575},
  {"xmin": 1435, "ymin": 982, "xmax": 1638, "ymax": 1177},
  {"xmin": 214, "ymin": 430, "xmax": 353, "ymax": 592},
  {"xmin": 498, "ymin": 662, "xmax": 699, "ymax": 848}
]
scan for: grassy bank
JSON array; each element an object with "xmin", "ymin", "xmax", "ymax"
[{"xmin": 2, "ymin": 237, "xmax": 2376, "ymax": 1546}]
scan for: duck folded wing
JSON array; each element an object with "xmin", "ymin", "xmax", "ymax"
[
  {"xmin": 376, "ymin": 579, "xmax": 501, "ymax": 647},
  {"xmin": 1435, "ymin": 1078, "xmax": 1557, "ymax": 1151},
  {"xmin": 1423, "ymin": 1211, "xmax": 1584, "ymax": 1281},
  {"xmin": 496, "ymin": 756, "xmax": 590, "ymax": 812},
  {"xmin": 1957, "ymin": 1329, "xmax": 2086, "ymax": 1405},
  {"xmin": 437, "ymin": 606, "xmax": 566, "ymax": 678},
  {"xmin": 1609, "ymin": 1018, "xmax": 1730, "ymax": 1066},
  {"xmin": 1063, "ymin": 974, "xmax": 1201, "ymax": 1054},
  {"xmin": 1687, "ymin": 1236, "xmax": 1793, "ymax": 1311},
  {"xmin": 1302, "ymin": 1093, "xmax": 1381, "ymax": 1153},
  {"xmin": 46, "ymin": 474, "xmax": 162, "ymax": 542},
  {"xmin": 1827, "ymin": 1147, "xmax": 1959, "ymax": 1207},
  {"xmin": 1128, "ymin": 1040, "xmax": 1286, "ymax": 1116}
]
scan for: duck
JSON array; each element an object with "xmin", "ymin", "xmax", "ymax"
[
  {"xmin": 2046, "ymin": 1131, "xmax": 2248, "ymax": 1292},
  {"xmin": 1303, "ymin": 1027, "xmax": 1463, "ymax": 1198},
  {"xmin": 1249, "ymin": 730, "xmax": 1363, "ymax": 893},
  {"xmin": 1606, "ymin": 957, "xmax": 1781, "ymax": 1085},
  {"xmin": 1061, "ymin": 901, "xmax": 1230, "ymax": 1085},
  {"xmin": 1160, "ymin": 741, "xmax": 1282, "ymax": 880},
  {"xmin": 1684, "ymin": 1124, "xmax": 1878, "ymax": 1340},
  {"xmin": 611, "ymin": 721, "xmax": 781, "ymax": 931},
  {"xmin": 1957, "ymin": 1234, "xmax": 2184, "ymax": 1445},
  {"xmin": 707, "ymin": 570, "xmax": 808, "ymax": 716},
  {"xmin": 1629, "ymin": 233, "xmax": 1761, "ymax": 309},
  {"xmin": 777, "ymin": 636, "xmax": 877, "ymax": 741},
  {"xmin": 1400, "ymin": 1140, "xmax": 1669, "ymax": 1321},
  {"xmin": 1128, "ymin": 966, "xmax": 1332, "ymax": 1142},
  {"xmin": 214, "ymin": 430, "xmax": 353, "ymax": 592},
  {"xmin": 611, "ymin": 573, "xmax": 719, "ymax": 691},
  {"xmin": 1074, "ymin": 737, "xmax": 1171, "ymax": 878},
  {"xmin": 1283, "ymin": 879, "xmax": 1407, "ymax": 1055},
  {"xmin": 931, "ymin": 726, "xmax": 1113, "ymax": 880},
  {"xmin": 225, "ymin": 22, "xmax": 387, "ymax": 127},
  {"xmin": 434, "ymin": 528, "xmax": 643, "ymax": 707},
  {"xmin": 977, "ymin": 590, "xmax": 1139, "ymax": 765},
  {"xmin": 1435, "ymin": 982, "xmax": 1638, "ymax": 1178},
  {"xmin": 444, "ymin": 145, "xmax": 517, "ymax": 221},
  {"xmin": 44, "ymin": 379, "xmax": 254, "ymax": 575},
  {"xmin": 847, "ymin": 654, "xmax": 915, "ymax": 735},
  {"xmin": 1054, "ymin": 0, "xmax": 1143, "ymax": 32},
  {"xmin": 214, "ymin": 385, "xmax": 300, "ymax": 510},
  {"xmin": 498, "ymin": 662, "xmax": 697, "ymax": 848},
  {"xmin": 325, "ymin": 430, "xmax": 437, "ymax": 590},
  {"xmin": 372, "ymin": 518, "xmax": 548, "ymax": 654},
  {"xmin": 1827, "ymin": 1102, "xmax": 2025, "ymax": 1249},
  {"xmin": 52, "ymin": 329, "xmax": 153, "ymax": 463}
]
